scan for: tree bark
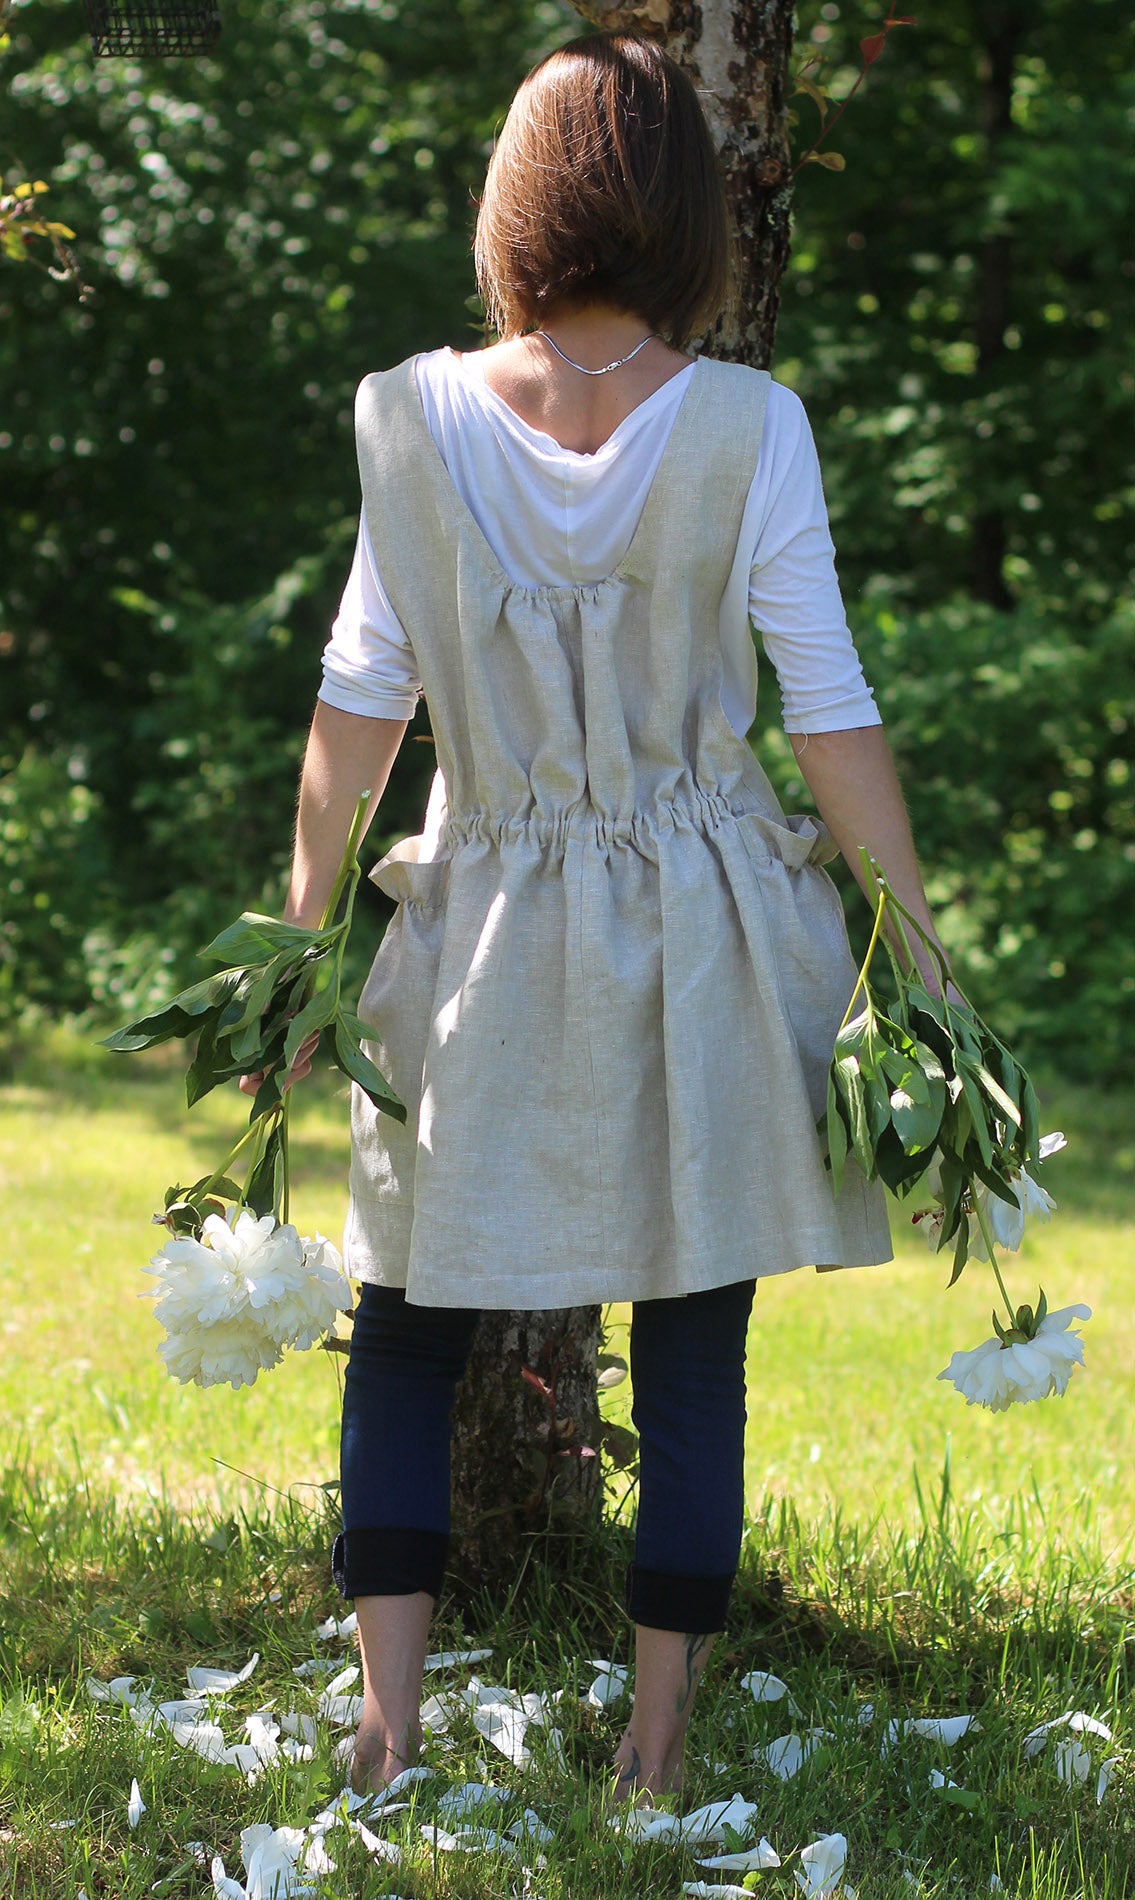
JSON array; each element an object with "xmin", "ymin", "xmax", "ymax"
[
  {"xmin": 446, "ymin": 0, "xmax": 795, "ymax": 1599},
  {"xmin": 568, "ymin": 0, "xmax": 795, "ymax": 366},
  {"xmin": 969, "ymin": 3, "xmax": 1026, "ymax": 608}
]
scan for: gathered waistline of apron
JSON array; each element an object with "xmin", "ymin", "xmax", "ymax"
[{"xmin": 434, "ymin": 786, "xmax": 835, "ymax": 871}]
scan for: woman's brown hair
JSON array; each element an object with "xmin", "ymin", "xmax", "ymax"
[{"xmin": 474, "ymin": 32, "xmax": 733, "ymax": 350}]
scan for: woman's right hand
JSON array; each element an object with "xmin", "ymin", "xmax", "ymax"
[{"xmin": 239, "ymin": 1030, "xmax": 321, "ymax": 1100}]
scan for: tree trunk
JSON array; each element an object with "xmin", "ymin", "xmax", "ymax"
[
  {"xmin": 969, "ymin": 4, "xmax": 1026, "ymax": 608},
  {"xmin": 446, "ymin": 0, "xmax": 795, "ymax": 1598}
]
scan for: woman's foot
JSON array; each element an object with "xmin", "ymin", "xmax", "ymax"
[
  {"xmin": 610, "ymin": 1728, "xmax": 683, "ymax": 1807},
  {"xmin": 350, "ymin": 1719, "xmax": 424, "ymax": 1793},
  {"xmin": 608, "ymin": 1625, "xmax": 717, "ymax": 1809}
]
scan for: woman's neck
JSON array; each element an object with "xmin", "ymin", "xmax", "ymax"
[{"xmin": 464, "ymin": 304, "xmax": 694, "ymax": 456}]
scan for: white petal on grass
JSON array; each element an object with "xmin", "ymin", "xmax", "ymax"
[
  {"xmin": 756, "ymin": 1730, "xmax": 833, "ymax": 1779},
  {"xmin": 299, "ymin": 1835, "xmax": 336, "ymax": 1876},
  {"xmin": 857, "ymin": 1704, "xmax": 875, "ymax": 1729},
  {"xmin": 321, "ymin": 1696, "xmax": 365, "ymax": 1728},
  {"xmin": 610, "ymin": 1793, "xmax": 760, "ymax": 1847},
  {"xmin": 187, "ymin": 1653, "xmax": 259, "ymax": 1695},
  {"xmin": 507, "ymin": 1809, "xmax": 557, "ymax": 1847},
  {"xmin": 437, "ymin": 1782, "xmax": 515, "ymax": 1820},
  {"xmin": 929, "ymin": 1770, "xmax": 960, "ymax": 1790},
  {"xmin": 88, "ymin": 1674, "xmax": 148, "ymax": 1706},
  {"xmin": 883, "ymin": 1714, "xmax": 979, "ymax": 1754},
  {"xmin": 318, "ymin": 1663, "xmax": 360, "ymax": 1700},
  {"xmin": 291, "ymin": 1657, "xmax": 345, "ymax": 1678},
  {"xmin": 126, "ymin": 1778, "xmax": 146, "ymax": 1829},
  {"xmin": 742, "ymin": 1671, "xmax": 801, "ymax": 1717},
  {"xmin": 1054, "ymin": 1738, "xmax": 1093, "ymax": 1785},
  {"xmin": 241, "ymin": 1822, "xmax": 313, "ymax": 1899},
  {"xmin": 1022, "ymin": 1710, "xmax": 1113, "ymax": 1757},
  {"xmin": 696, "ymin": 1840, "xmax": 782, "ymax": 1871},
  {"xmin": 316, "ymin": 1612, "xmax": 357, "ymax": 1641},
  {"xmin": 1097, "ymin": 1758, "xmax": 1119, "ymax": 1804},
  {"xmin": 795, "ymin": 1832, "xmax": 850, "ymax": 1899},
  {"xmin": 586, "ymin": 1660, "xmax": 629, "ymax": 1707},
  {"xmin": 419, "ymin": 1689, "xmax": 465, "ymax": 1734},
  {"xmin": 682, "ymin": 1884, "xmax": 756, "ymax": 1898},
  {"xmin": 211, "ymin": 1857, "xmax": 245, "ymax": 1900},
  {"xmin": 424, "ymin": 1647, "xmax": 494, "ymax": 1670},
  {"xmin": 280, "ymin": 1711, "xmax": 318, "ymax": 1746},
  {"xmin": 354, "ymin": 1822, "xmax": 403, "ymax": 1863}
]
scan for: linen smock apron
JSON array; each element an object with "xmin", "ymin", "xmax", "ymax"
[{"xmin": 344, "ymin": 353, "xmax": 893, "ymax": 1308}]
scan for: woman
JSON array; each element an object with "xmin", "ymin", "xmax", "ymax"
[{"xmin": 248, "ymin": 32, "xmax": 947, "ymax": 1808}]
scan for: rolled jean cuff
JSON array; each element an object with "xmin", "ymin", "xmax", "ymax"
[
  {"xmin": 332, "ymin": 1526, "xmax": 450, "ymax": 1601},
  {"xmin": 624, "ymin": 1560, "xmax": 734, "ymax": 1634}
]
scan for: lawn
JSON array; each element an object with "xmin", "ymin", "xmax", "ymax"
[{"xmin": 1, "ymin": 1031, "xmax": 1132, "ymax": 1898}]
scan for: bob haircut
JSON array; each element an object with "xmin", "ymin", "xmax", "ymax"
[{"xmin": 474, "ymin": 32, "xmax": 734, "ymax": 350}]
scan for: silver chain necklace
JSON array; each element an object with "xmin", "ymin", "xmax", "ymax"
[{"xmin": 535, "ymin": 330, "xmax": 657, "ymax": 375}]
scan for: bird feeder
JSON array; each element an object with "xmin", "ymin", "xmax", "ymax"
[{"xmin": 84, "ymin": 0, "xmax": 221, "ymax": 57}]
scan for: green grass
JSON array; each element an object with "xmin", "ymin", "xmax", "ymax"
[{"xmin": 1, "ymin": 1030, "xmax": 1133, "ymax": 1897}]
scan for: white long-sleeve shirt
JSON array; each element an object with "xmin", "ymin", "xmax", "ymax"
[{"xmin": 319, "ymin": 347, "xmax": 881, "ymax": 740}]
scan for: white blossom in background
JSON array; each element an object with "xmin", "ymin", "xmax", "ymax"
[
  {"xmin": 938, "ymin": 1305, "xmax": 1091, "ymax": 1411},
  {"xmin": 145, "ymin": 1210, "xmax": 351, "ymax": 1390}
]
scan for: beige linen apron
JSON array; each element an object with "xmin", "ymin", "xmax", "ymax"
[{"xmin": 343, "ymin": 354, "xmax": 893, "ymax": 1307}]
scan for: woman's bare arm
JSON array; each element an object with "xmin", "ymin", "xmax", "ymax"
[
  {"xmin": 789, "ymin": 725, "xmax": 950, "ymax": 989},
  {"xmin": 284, "ymin": 701, "xmax": 409, "ymax": 929}
]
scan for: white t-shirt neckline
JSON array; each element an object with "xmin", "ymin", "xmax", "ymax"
[{"xmin": 447, "ymin": 345, "xmax": 696, "ymax": 462}]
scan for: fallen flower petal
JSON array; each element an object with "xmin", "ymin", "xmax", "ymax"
[
  {"xmin": 682, "ymin": 1885, "xmax": 754, "ymax": 1898},
  {"xmin": 586, "ymin": 1660, "xmax": 629, "ymax": 1707},
  {"xmin": 316, "ymin": 1611, "xmax": 357, "ymax": 1640},
  {"xmin": 506, "ymin": 1808, "xmax": 557, "ymax": 1847},
  {"xmin": 742, "ymin": 1670, "xmax": 799, "ymax": 1716},
  {"xmin": 211, "ymin": 1856, "xmax": 245, "ymax": 1900},
  {"xmin": 437, "ymin": 1782, "xmax": 515, "ymax": 1820},
  {"xmin": 127, "ymin": 1779, "xmax": 145, "ymax": 1829},
  {"xmin": 187, "ymin": 1653, "xmax": 259, "ymax": 1694},
  {"xmin": 1097, "ymin": 1758, "xmax": 1119, "ymax": 1804},
  {"xmin": 1023, "ymin": 1710, "xmax": 1113, "ymax": 1757},
  {"xmin": 756, "ymin": 1730, "xmax": 833, "ymax": 1779},
  {"xmin": 425, "ymin": 1647, "xmax": 493, "ymax": 1670},
  {"xmin": 929, "ymin": 1769, "xmax": 960, "ymax": 1790},
  {"xmin": 1054, "ymin": 1738, "xmax": 1093, "ymax": 1785},
  {"xmin": 795, "ymin": 1832, "xmax": 849, "ymax": 1900},
  {"xmin": 696, "ymin": 1839, "xmax": 782, "ymax": 1871},
  {"xmin": 353, "ymin": 1822, "xmax": 403, "ymax": 1862}
]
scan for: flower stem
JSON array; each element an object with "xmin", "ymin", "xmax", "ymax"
[
  {"xmin": 971, "ymin": 1193, "xmax": 1017, "ymax": 1330},
  {"xmin": 318, "ymin": 790, "xmax": 372, "ymax": 933},
  {"xmin": 839, "ymin": 871, "xmax": 888, "ymax": 1034}
]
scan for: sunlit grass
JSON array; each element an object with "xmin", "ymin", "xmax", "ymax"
[{"xmin": 1, "ymin": 1030, "xmax": 1133, "ymax": 1896}]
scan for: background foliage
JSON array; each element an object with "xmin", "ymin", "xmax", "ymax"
[{"xmin": 1, "ymin": 0, "xmax": 1133, "ymax": 1075}]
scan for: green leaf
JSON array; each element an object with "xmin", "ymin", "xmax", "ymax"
[
  {"xmin": 199, "ymin": 912, "xmax": 342, "ymax": 967},
  {"xmin": 822, "ymin": 1072, "xmax": 849, "ymax": 1194},
  {"xmin": 244, "ymin": 1122, "xmax": 283, "ymax": 1220},
  {"xmin": 332, "ymin": 1020, "xmax": 406, "ymax": 1122},
  {"xmin": 947, "ymin": 1211, "xmax": 970, "ymax": 1286},
  {"xmin": 281, "ymin": 982, "xmax": 340, "ymax": 1074}
]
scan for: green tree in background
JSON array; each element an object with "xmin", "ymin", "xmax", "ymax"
[
  {"xmin": 760, "ymin": 0, "xmax": 1135, "ymax": 1075},
  {"xmin": 0, "ymin": 0, "xmax": 569, "ymax": 1017},
  {"xmin": 2, "ymin": 0, "xmax": 1133, "ymax": 1076}
]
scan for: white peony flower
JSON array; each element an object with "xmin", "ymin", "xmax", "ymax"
[
  {"xmin": 145, "ymin": 1209, "xmax": 351, "ymax": 1390},
  {"xmin": 937, "ymin": 1304, "xmax": 1091, "ymax": 1411}
]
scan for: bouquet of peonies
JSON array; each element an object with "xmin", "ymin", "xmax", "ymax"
[
  {"xmin": 822, "ymin": 855, "xmax": 1088, "ymax": 1412},
  {"xmin": 103, "ymin": 795, "xmax": 403, "ymax": 1389}
]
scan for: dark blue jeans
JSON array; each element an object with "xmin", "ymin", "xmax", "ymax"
[{"xmin": 335, "ymin": 1276, "xmax": 756, "ymax": 1633}]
